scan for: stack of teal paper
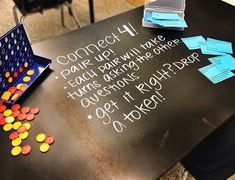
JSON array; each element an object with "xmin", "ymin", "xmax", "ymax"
[
  {"xmin": 181, "ymin": 35, "xmax": 235, "ymax": 84},
  {"xmin": 198, "ymin": 55, "xmax": 235, "ymax": 84},
  {"xmin": 144, "ymin": 12, "xmax": 188, "ymax": 29},
  {"xmin": 181, "ymin": 36, "xmax": 233, "ymax": 55}
]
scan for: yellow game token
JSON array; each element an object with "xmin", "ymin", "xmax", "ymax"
[
  {"xmin": 11, "ymin": 146, "xmax": 22, "ymax": 156},
  {"xmin": 16, "ymin": 83, "xmax": 23, "ymax": 90},
  {"xmin": 1, "ymin": 91, "xmax": 11, "ymax": 101},
  {"xmin": 39, "ymin": 143, "xmax": 50, "ymax": 153},
  {"xmin": 23, "ymin": 76, "xmax": 31, "ymax": 82},
  {"xmin": 5, "ymin": 71, "xmax": 10, "ymax": 78},
  {"xmin": 8, "ymin": 77, "xmax": 13, "ymax": 83},
  {"xmin": 23, "ymin": 123, "xmax": 31, "ymax": 131},
  {"xmin": 19, "ymin": 131, "xmax": 29, "ymax": 140},
  {"xmin": 3, "ymin": 109, "xmax": 13, "ymax": 116},
  {"xmin": 11, "ymin": 94, "xmax": 20, "ymax": 101},
  {"xmin": 5, "ymin": 116, "xmax": 15, "ymax": 123},
  {"xmin": 3, "ymin": 123, "xmax": 13, "ymax": 131},
  {"xmin": 24, "ymin": 62, "xmax": 29, "ymax": 68},
  {"xmin": 27, "ymin": 70, "xmax": 34, "ymax": 76},
  {"xmin": 13, "ymin": 122, "xmax": 22, "ymax": 130},
  {"xmin": 36, "ymin": 133, "xmax": 46, "ymax": 143},
  {"xmin": 12, "ymin": 138, "xmax": 22, "ymax": 146}
]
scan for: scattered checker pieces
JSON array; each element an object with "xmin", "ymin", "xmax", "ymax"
[
  {"xmin": 0, "ymin": 101, "xmax": 55, "ymax": 156},
  {"xmin": 1, "ymin": 83, "xmax": 28, "ymax": 102},
  {"xmin": 0, "ymin": 67, "xmax": 35, "ymax": 103},
  {"xmin": 37, "ymin": 133, "xmax": 55, "ymax": 153}
]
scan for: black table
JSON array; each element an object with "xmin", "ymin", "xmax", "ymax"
[{"xmin": 1, "ymin": 0, "xmax": 235, "ymax": 179}]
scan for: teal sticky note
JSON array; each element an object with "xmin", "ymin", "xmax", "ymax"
[
  {"xmin": 152, "ymin": 12, "xmax": 181, "ymax": 20},
  {"xmin": 208, "ymin": 54, "xmax": 235, "ymax": 71},
  {"xmin": 198, "ymin": 64, "xmax": 235, "ymax": 84},
  {"xmin": 207, "ymin": 38, "xmax": 233, "ymax": 54},
  {"xmin": 151, "ymin": 18, "xmax": 188, "ymax": 28},
  {"xmin": 199, "ymin": 42, "xmax": 227, "ymax": 55},
  {"xmin": 150, "ymin": 19, "xmax": 165, "ymax": 26},
  {"xmin": 181, "ymin": 36, "xmax": 206, "ymax": 50},
  {"xmin": 144, "ymin": 12, "xmax": 153, "ymax": 22}
]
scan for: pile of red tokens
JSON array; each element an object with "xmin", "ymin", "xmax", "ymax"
[{"xmin": 0, "ymin": 101, "xmax": 55, "ymax": 156}]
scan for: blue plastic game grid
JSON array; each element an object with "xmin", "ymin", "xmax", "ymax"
[{"xmin": 0, "ymin": 24, "xmax": 51, "ymax": 104}]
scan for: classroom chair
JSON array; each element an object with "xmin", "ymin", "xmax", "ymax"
[
  {"xmin": 12, "ymin": 0, "xmax": 80, "ymax": 27},
  {"xmin": 181, "ymin": 114, "xmax": 235, "ymax": 179}
]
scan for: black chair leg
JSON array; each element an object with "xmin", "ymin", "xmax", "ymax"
[
  {"xmin": 61, "ymin": 5, "xmax": 65, "ymax": 27},
  {"xmin": 65, "ymin": 2, "xmax": 80, "ymax": 28},
  {"xmin": 68, "ymin": 6, "xmax": 72, "ymax": 16},
  {"xmin": 88, "ymin": 0, "xmax": 95, "ymax": 23}
]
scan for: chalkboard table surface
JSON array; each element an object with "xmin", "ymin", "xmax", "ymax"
[{"xmin": 1, "ymin": 0, "xmax": 235, "ymax": 179}]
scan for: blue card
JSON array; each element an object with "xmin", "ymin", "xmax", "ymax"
[
  {"xmin": 151, "ymin": 18, "xmax": 188, "ymax": 28},
  {"xmin": 144, "ymin": 12, "xmax": 153, "ymax": 22},
  {"xmin": 181, "ymin": 36, "xmax": 206, "ymax": 50},
  {"xmin": 207, "ymin": 38, "xmax": 233, "ymax": 54},
  {"xmin": 199, "ymin": 42, "xmax": 227, "ymax": 55},
  {"xmin": 198, "ymin": 64, "xmax": 235, "ymax": 84},
  {"xmin": 152, "ymin": 12, "xmax": 181, "ymax": 20},
  {"xmin": 208, "ymin": 54, "xmax": 235, "ymax": 71}
]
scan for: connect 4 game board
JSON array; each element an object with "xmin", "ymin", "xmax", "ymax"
[{"xmin": 0, "ymin": 24, "xmax": 51, "ymax": 104}]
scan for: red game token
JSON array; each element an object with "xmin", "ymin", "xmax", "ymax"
[
  {"xmin": 30, "ymin": 107, "xmax": 40, "ymax": 115},
  {"xmin": 20, "ymin": 84, "xmax": 28, "ymax": 92},
  {"xmin": 17, "ymin": 125, "xmax": 26, "ymax": 133},
  {"xmin": 18, "ymin": 113, "xmax": 27, "ymax": 121},
  {"xmin": 26, "ymin": 113, "xmax": 35, "ymax": 121},
  {"xmin": 15, "ymin": 90, "xmax": 23, "ymax": 95},
  {"xmin": 19, "ymin": 67, "xmax": 24, "ymax": 73},
  {"xmin": 0, "ymin": 105, "xmax": 7, "ymax": 113},
  {"xmin": 11, "ymin": 104, "xmax": 21, "ymax": 111},
  {"xmin": 21, "ymin": 106, "xmax": 30, "ymax": 114},
  {"xmin": 21, "ymin": 145, "xmax": 32, "ymax": 155},
  {"xmin": 12, "ymin": 110, "xmax": 20, "ymax": 118},
  {"xmin": 13, "ymin": 72, "xmax": 19, "ymax": 78},
  {"xmin": 0, "ymin": 113, "xmax": 3, "ymax": 119},
  {"xmin": 45, "ymin": 136, "xmax": 55, "ymax": 145},
  {"xmin": 8, "ymin": 87, "xmax": 17, "ymax": 94},
  {"xmin": 9, "ymin": 131, "xmax": 19, "ymax": 140},
  {"xmin": 0, "ymin": 117, "xmax": 6, "ymax": 125},
  {"xmin": 0, "ymin": 101, "xmax": 3, "ymax": 106}
]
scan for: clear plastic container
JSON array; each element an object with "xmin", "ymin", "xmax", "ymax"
[
  {"xmin": 142, "ymin": 9, "xmax": 185, "ymax": 31},
  {"xmin": 145, "ymin": 0, "xmax": 186, "ymax": 13},
  {"xmin": 144, "ymin": 9, "xmax": 185, "ymax": 18},
  {"xmin": 142, "ymin": 0, "xmax": 186, "ymax": 31}
]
